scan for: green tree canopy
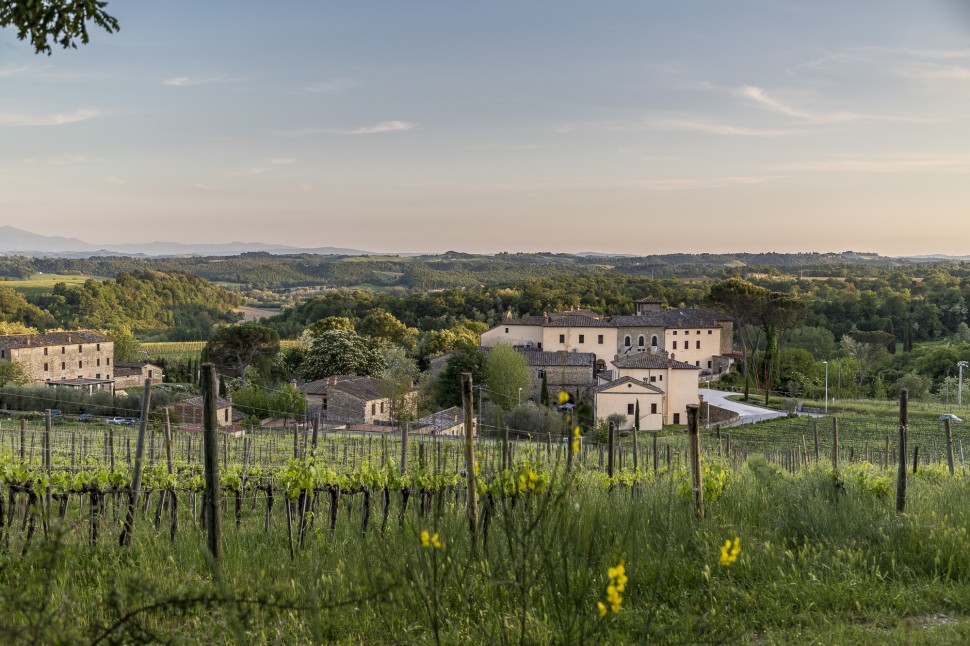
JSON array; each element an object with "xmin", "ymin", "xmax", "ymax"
[
  {"xmin": 203, "ymin": 323, "xmax": 280, "ymax": 385},
  {"xmin": 0, "ymin": 0, "xmax": 119, "ymax": 55},
  {"xmin": 299, "ymin": 329, "xmax": 385, "ymax": 381},
  {"xmin": 435, "ymin": 346, "xmax": 485, "ymax": 409},
  {"xmin": 483, "ymin": 344, "xmax": 531, "ymax": 412}
]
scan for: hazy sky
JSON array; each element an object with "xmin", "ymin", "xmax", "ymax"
[{"xmin": 2, "ymin": 1, "xmax": 970, "ymax": 255}]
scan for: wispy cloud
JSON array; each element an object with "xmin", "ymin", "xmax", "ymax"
[
  {"xmin": 637, "ymin": 176, "xmax": 778, "ymax": 191},
  {"xmin": 787, "ymin": 155, "xmax": 970, "ymax": 173},
  {"xmin": 231, "ymin": 157, "xmax": 299, "ymax": 176},
  {"xmin": 298, "ymin": 78, "xmax": 357, "ymax": 94},
  {"xmin": 163, "ymin": 74, "xmax": 243, "ymax": 87},
  {"xmin": 646, "ymin": 117, "xmax": 792, "ymax": 137},
  {"xmin": 737, "ymin": 85, "xmax": 927, "ymax": 124},
  {"xmin": 191, "ymin": 183, "xmax": 222, "ymax": 191},
  {"xmin": 0, "ymin": 109, "xmax": 99, "ymax": 127},
  {"xmin": 47, "ymin": 154, "xmax": 89, "ymax": 166},
  {"xmin": 0, "ymin": 65, "xmax": 35, "ymax": 78},
  {"xmin": 279, "ymin": 120, "xmax": 417, "ymax": 137},
  {"xmin": 556, "ymin": 115, "xmax": 791, "ymax": 137},
  {"xmin": 104, "ymin": 176, "xmax": 127, "ymax": 185}
]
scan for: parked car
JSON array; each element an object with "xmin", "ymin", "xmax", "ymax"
[
  {"xmin": 124, "ymin": 417, "xmax": 139, "ymax": 426},
  {"xmin": 940, "ymin": 414, "xmax": 963, "ymax": 422},
  {"xmin": 105, "ymin": 417, "xmax": 125, "ymax": 425},
  {"xmin": 77, "ymin": 413, "xmax": 95, "ymax": 423},
  {"xmin": 49, "ymin": 409, "xmax": 63, "ymax": 418},
  {"xmin": 0, "ymin": 410, "xmax": 12, "ymax": 418}
]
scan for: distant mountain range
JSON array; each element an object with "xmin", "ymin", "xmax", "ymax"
[
  {"xmin": 0, "ymin": 226, "xmax": 374, "ymax": 257},
  {"xmin": 0, "ymin": 226, "xmax": 965, "ymax": 261}
]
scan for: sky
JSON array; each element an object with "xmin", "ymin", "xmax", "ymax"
[{"xmin": 2, "ymin": 0, "xmax": 970, "ymax": 256}]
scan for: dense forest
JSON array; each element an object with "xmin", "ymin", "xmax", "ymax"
[
  {"xmin": 2, "ymin": 271, "xmax": 242, "ymax": 339},
  {"xmin": 0, "ymin": 250, "xmax": 943, "ymax": 292}
]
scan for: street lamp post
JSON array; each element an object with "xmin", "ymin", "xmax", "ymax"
[
  {"xmin": 518, "ymin": 387, "xmax": 522, "ymax": 407},
  {"xmin": 823, "ymin": 361, "xmax": 829, "ymax": 415},
  {"xmin": 959, "ymin": 361, "xmax": 968, "ymax": 406}
]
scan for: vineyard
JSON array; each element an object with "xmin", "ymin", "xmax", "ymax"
[{"xmin": 3, "ymin": 393, "xmax": 970, "ymax": 642}]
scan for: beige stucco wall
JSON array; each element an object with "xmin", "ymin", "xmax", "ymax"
[
  {"xmin": 595, "ymin": 385, "xmax": 663, "ymax": 431},
  {"xmin": 541, "ymin": 326, "xmax": 617, "ymax": 359},
  {"xmin": 481, "ymin": 324, "xmax": 543, "ymax": 348},
  {"xmin": 665, "ymin": 328, "xmax": 721, "ymax": 372},
  {"xmin": 664, "ymin": 368, "xmax": 700, "ymax": 426},
  {"xmin": 614, "ymin": 365, "xmax": 698, "ymax": 425},
  {"xmin": 2, "ymin": 340, "xmax": 115, "ymax": 384}
]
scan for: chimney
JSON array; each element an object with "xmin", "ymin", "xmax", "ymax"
[{"xmin": 67, "ymin": 334, "xmax": 72, "ymax": 343}]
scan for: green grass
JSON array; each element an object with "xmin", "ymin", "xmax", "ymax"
[
  {"xmin": 0, "ymin": 273, "xmax": 107, "ymax": 295},
  {"xmin": 3, "ymin": 454, "xmax": 970, "ymax": 643}
]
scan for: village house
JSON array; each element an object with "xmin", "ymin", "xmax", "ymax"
[
  {"xmin": 413, "ymin": 406, "xmax": 473, "ymax": 436},
  {"xmin": 480, "ymin": 297, "xmax": 733, "ymax": 375},
  {"xmin": 113, "ymin": 361, "xmax": 164, "ymax": 389},
  {"xmin": 172, "ymin": 395, "xmax": 245, "ymax": 430},
  {"xmin": 299, "ymin": 375, "xmax": 417, "ymax": 426},
  {"xmin": 0, "ymin": 331, "xmax": 115, "ymax": 393},
  {"xmin": 481, "ymin": 298, "xmax": 722, "ymax": 429},
  {"xmin": 594, "ymin": 354, "xmax": 700, "ymax": 428}
]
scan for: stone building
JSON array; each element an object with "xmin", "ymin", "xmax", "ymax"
[
  {"xmin": 172, "ymin": 395, "xmax": 238, "ymax": 428},
  {"xmin": 517, "ymin": 349, "xmax": 597, "ymax": 403},
  {"xmin": 0, "ymin": 331, "xmax": 115, "ymax": 392},
  {"xmin": 300, "ymin": 375, "xmax": 417, "ymax": 426},
  {"xmin": 113, "ymin": 361, "xmax": 164, "ymax": 389},
  {"xmin": 607, "ymin": 354, "xmax": 699, "ymax": 426}
]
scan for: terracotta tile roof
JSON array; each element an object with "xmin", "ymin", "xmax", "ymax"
[
  {"xmin": 415, "ymin": 406, "xmax": 466, "ymax": 432},
  {"xmin": 518, "ymin": 349, "xmax": 596, "ymax": 367},
  {"xmin": 0, "ymin": 330, "xmax": 112, "ymax": 350},
  {"xmin": 493, "ymin": 308, "xmax": 727, "ymax": 331},
  {"xmin": 177, "ymin": 395, "xmax": 234, "ymax": 409},
  {"xmin": 330, "ymin": 376, "xmax": 390, "ymax": 402},
  {"xmin": 612, "ymin": 354, "xmax": 698, "ymax": 370},
  {"xmin": 594, "ymin": 376, "xmax": 665, "ymax": 394}
]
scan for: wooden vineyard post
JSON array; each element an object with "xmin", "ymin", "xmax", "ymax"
[
  {"xmin": 43, "ymin": 410, "xmax": 51, "ymax": 534},
  {"xmin": 163, "ymin": 407, "xmax": 177, "ymax": 541},
  {"xmin": 202, "ymin": 364, "xmax": 223, "ymax": 564},
  {"xmin": 607, "ymin": 421, "xmax": 616, "ymax": 482},
  {"xmin": 311, "ymin": 412, "xmax": 320, "ymax": 457},
  {"xmin": 813, "ymin": 418, "xmax": 820, "ymax": 462},
  {"xmin": 401, "ymin": 422, "xmax": 409, "ymax": 474},
  {"xmin": 120, "ymin": 378, "xmax": 152, "ymax": 547},
  {"xmin": 945, "ymin": 417, "xmax": 955, "ymax": 477},
  {"xmin": 461, "ymin": 373, "xmax": 478, "ymax": 550},
  {"xmin": 653, "ymin": 430, "xmax": 658, "ymax": 474},
  {"xmin": 896, "ymin": 389, "xmax": 908, "ymax": 514},
  {"xmin": 831, "ymin": 417, "xmax": 839, "ymax": 470},
  {"xmin": 687, "ymin": 405, "xmax": 704, "ymax": 520},
  {"xmin": 19, "ymin": 418, "xmax": 26, "ymax": 463}
]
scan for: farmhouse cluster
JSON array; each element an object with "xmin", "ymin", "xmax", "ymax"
[
  {"xmin": 0, "ymin": 296, "xmax": 737, "ymax": 433},
  {"xmin": 480, "ymin": 297, "xmax": 735, "ymax": 430}
]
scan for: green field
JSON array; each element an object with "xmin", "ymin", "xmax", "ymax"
[{"xmin": 1, "ymin": 273, "xmax": 107, "ymax": 295}]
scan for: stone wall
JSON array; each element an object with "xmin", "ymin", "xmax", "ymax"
[{"xmin": 3, "ymin": 339, "xmax": 114, "ymax": 384}]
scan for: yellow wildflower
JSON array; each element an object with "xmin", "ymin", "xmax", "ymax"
[
  {"xmin": 518, "ymin": 475, "xmax": 527, "ymax": 492},
  {"xmin": 597, "ymin": 601, "xmax": 607, "ymax": 617},
  {"xmin": 420, "ymin": 530, "xmax": 430, "ymax": 548},
  {"xmin": 558, "ymin": 391, "xmax": 570, "ymax": 405},
  {"xmin": 600, "ymin": 560, "xmax": 626, "ymax": 614},
  {"xmin": 529, "ymin": 470, "xmax": 539, "ymax": 483},
  {"xmin": 573, "ymin": 426, "xmax": 581, "ymax": 438},
  {"xmin": 571, "ymin": 438, "xmax": 580, "ymax": 454},
  {"xmin": 720, "ymin": 537, "xmax": 741, "ymax": 566},
  {"xmin": 431, "ymin": 533, "xmax": 443, "ymax": 549}
]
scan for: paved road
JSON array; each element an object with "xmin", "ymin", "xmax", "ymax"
[{"xmin": 699, "ymin": 389, "xmax": 788, "ymax": 426}]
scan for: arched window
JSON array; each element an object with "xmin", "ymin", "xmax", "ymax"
[
  {"xmin": 638, "ymin": 335, "xmax": 645, "ymax": 347},
  {"xmin": 651, "ymin": 335, "xmax": 658, "ymax": 347},
  {"xmin": 624, "ymin": 335, "xmax": 631, "ymax": 347}
]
